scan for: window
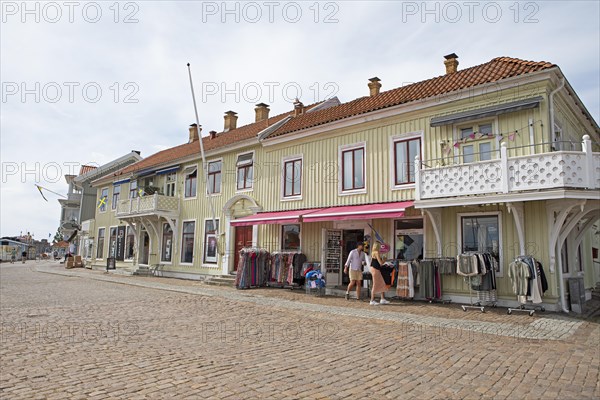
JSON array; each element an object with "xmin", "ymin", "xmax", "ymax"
[
  {"xmin": 99, "ymin": 188, "xmax": 108, "ymax": 212},
  {"xmin": 184, "ymin": 168, "xmax": 197, "ymax": 198},
  {"xmin": 236, "ymin": 153, "xmax": 254, "ymax": 190},
  {"xmin": 125, "ymin": 226, "xmax": 135, "ymax": 260},
  {"xmin": 165, "ymin": 173, "xmax": 176, "ymax": 197},
  {"xmin": 203, "ymin": 219, "xmax": 219, "ymax": 264},
  {"xmin": 459, "ymin": 123, "xmax": 494, "ymax": 163},
  {"xmin": 395, "ymin": 218, "xmax": 424, "ymax": 260},
  {"xmin": 208, "ymin": 161, "xmax": 222, "ymax": 194},
  {"xmin": 129, "ymin": 180, "xmax": 138, "ymax": 198},
  {"xmin": 181, "ymin": 221, "xmax": 195, "ymax": 263},
  {"xmin": 281, "ymin": 224, "xmax": 300, "ymax": 251},
  {"xmin": 97, "ymin": 228, "xmax": 105, "ymax": 259},
  {"xmin": 341, "ymin": 146, "xmax": 365, "ymax": 191},
  {"xmin": 109, "ymin": 227, "xmax": 117, "ymax": 258},
  {"xmin": 112, "ymin": 185, "xmax": 120, "ymax": 210},
  {"xmin": 394, "ymin": 138, "xmax": 421, "ymax": 185},
  {"xmin": 283, "ymin": 159, "xmax": 302, "ymax": 198},
  {"xmin": 461, "ymin": 215, "xmax": 500, "ymax": 272},
  {"xmin": 161, "ymin": 223, "xmax": 173, "ymax": 262}
]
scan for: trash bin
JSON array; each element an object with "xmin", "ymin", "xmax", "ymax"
[{"xmin": 106, "ymin": 257, "xmax": 116, "ymax": 270}]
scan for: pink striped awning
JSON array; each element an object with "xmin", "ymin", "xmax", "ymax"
[
  {"xmin": 230, "ymin": 209, "xmax": 321, "ymax": 226},
  {"xmin": 302, "ymin": 201, "xmax": 413, "ymax": 223}
]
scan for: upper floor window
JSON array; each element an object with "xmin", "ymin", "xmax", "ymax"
[
  {"xmin": 99, "ymin": 188, "xmax": 108, "ymax": 212},
  {"xmin": 184, "ymin": 167, "xmax": 197, "ymax": 198},
  {"xmin": 394, "ymin": 138, "xmax": 421, "ymax": 185},
  {"xmin": 283, "ymin": 158, "xmax": 302, "ymax": 198},
  {"xmin": 208, "ymin": 161, "xmax": 222, "ymax": 194},
  {"xmin": 165, "ymin": 173, "xmax": 176, "ymax": 197},
  {"xmin": 341, "ymin": 146, "xmax": 365, "ymax": 192},
  {"xmin": 129, "ymin": 180, "xmax": 138, "ymax": 198},
  {"xmin": 112, "ymin": 185, "xmax": 120, "ymax": 210},
  {"xmin": 236, "ymin": 153, "xmax": 253, "ymax": 190},
  {"xmin": 459, "ymin": 122, "xmax": 494, "ymax": 163}
]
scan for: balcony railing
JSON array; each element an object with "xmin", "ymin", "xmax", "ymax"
[
  {"xmin": 416, "ymin": 135, "xmax": 599, "ymax": 201},
  {"xmin": 116, "ymin": 193, "xmax": 180, "ymax": 217}
]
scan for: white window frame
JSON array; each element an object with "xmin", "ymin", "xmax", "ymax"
[
  {"xmin": 99, "ymin": 187, "xmax": 109, "ymax": 213},
  {"xmin": 452, "ymin": 117, "xmax": 499, "ymax": 164},
  {"xmin": 206, "ymin": 158, "xmax": 223, "ymax": 197},
  {"xmin": 180, "ymin": 219, "xmax": 196, "ymax": 265},
  {"xmin": 183, "ymin": 164, "xmax": 198, "ymax": 200},
  {"xmin": 160, "ymin": 222, "xmax": 174, "ymax": 265},
  {"xmin": 124, "ymin": 225, "xmax": 135, "ymax": 262},
  {"xmin": 129, "ymin": 180, "xmax": 139, "ymax": 199},
  {"xmin": 338, "ymin": 141, "xmax": 367, "ymax": 196},
  {"xmin": 164, "ymin": 172, "xmax": 177, "ymax": 197},
  {"xmin": 281, "ymin": 154, "xmax": 303, "ymax": 201},
  {"xmin": 111, "ymin": 185, "xmax": 121, "ymax": 211},
  {"xmin": 457, "ymin": 211, "xmax": 503, "ymax": 277},
  {"xmin": 202, "ymin": 218, "xmax": 220, "ymax": 267},
  {"xmin": 96, "ymin": 227, "xmax": 106, "ymax": 260},
  {"xmin": 389, "ymin": 131, "xmax": 423, "ymax": 190},
  {"xmin": 281, "ymin": 224, "xmax": 302, "ymax": 252},
  {"xmin": 235, "ymin": 150, "xmax": 255, "ymax": 193}
]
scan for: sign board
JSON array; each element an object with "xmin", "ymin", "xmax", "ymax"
[{"xmin": 116, "ymin": 226, "xmax": 126, "ymax": 261}]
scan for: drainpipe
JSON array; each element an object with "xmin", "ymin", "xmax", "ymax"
[
  {"xmin": 556, "ymin": 241, "xmax": 570, "ymax": 313},
  {"xmin": 549, "ymin": 77, "xmax": 565, "ymax": 149}
]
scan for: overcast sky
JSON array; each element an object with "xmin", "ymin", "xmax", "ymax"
[{"xmin": 1, "ymin": 0, "xmax": 599, "ymax": 240}]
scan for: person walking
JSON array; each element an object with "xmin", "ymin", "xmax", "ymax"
[
  {"xmin": 369, "ymin": 242, "xmax": 390, "ymax": 305},
  {"xmin": 343, "ymin": 242, "xmax": 366, "ymax": 300},
  {"xmin": 21, "ymin": 250, "xmax": 27, "ymax": 263},
  {"xmin": 10, "ymin": 248, "xmax": 16, "ymax": 263}
]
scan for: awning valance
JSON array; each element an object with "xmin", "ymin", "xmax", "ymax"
[
  {"xmin": 156, "ymin": 166, "xmax": 180, "ymax": 175},
  {"xmin": 430, "ymin": 96, "xmax": 543, "ymax": 127},
  {"xmin": 230, "ymin": 201, "xmax": 414, "ymax": 226},
  {"xmin": 302, "ymin": 201, "xmax": 413, "ymax": 223},
  {"xmin": 113, "ymin": 179, "xmax": 130, "ymax": 185}
]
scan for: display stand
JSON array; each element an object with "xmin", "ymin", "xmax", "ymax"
[
  {"xmin": 507, "ymin": 303, "xmax": 545, "ymax": 316},
  {"xmin": 461, "ymin": 276, "xmax": 485, "ymax": 313}
]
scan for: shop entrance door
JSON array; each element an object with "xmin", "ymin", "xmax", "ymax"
[
  {"xmin": 234, "ymin": 226, "xmax": 253, "ymax": 271},
  {"xmin": 342, "ymin": 230, "xmax": 364, "ymax": 285},
  {"xmin": 139, "ymin": 231, "xmax": 150, "ymax": 265}
]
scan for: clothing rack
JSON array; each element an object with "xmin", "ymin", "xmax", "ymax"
[
  {"xmin": 267, "ymin": 252, "xmax": 301, "ymax": 289},
  {"xmin": 418, "ymin": 258, "xmax": 454, "ymax": 304},
  {"xmin": 457, "ymin": 252, "xmax": 494, "ymax": 312},
  {"xmin": 235, "ymin": 247, "xmax": 270, "ymax": 289},
  {"xmin": 507, "ymin": 255, "xmax": 547, "ymax": 316}
]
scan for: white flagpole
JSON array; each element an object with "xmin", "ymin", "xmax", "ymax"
[{"xmin": 187, "ymin": 63, "xmax": 219, "ymax": 240}]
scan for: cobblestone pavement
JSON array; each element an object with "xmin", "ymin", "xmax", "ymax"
[{"xmin": 1, "ymin": 262, "xmax": 599, "ymax": 399}]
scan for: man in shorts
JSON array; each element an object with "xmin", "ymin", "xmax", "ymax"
[{"xmin": 343, "ymin": 243, "xmax": 366, "ymax": 300}]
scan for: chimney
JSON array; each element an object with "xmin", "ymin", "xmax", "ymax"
[
  {"xmin": 368, "ymin": 77, "xmax": 382, "ymax": 96},
  {"xmin": 444, "ymin": 53, "xmax": 459, "ymax": 74},
  {"xmin": 223, "ymin": 111, "xmax": 238, "ymax": 132},
  {"xmin": 209, "ymin": 130, "xmax": 217, "ymax": 139},
  {"xmin": 188, "ymin": 123, "xmax": 199, "ymax": 143},
  {"xmin": 254, "ymin": 103, "xmax": 270, "ymax": 122},
  {"xmin": 293, "ymin": 98, "xmax": 304, "ymax": 117}
]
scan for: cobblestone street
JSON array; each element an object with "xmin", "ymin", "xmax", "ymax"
[{"xmin": 1, "ymin": 262, "xmax": 599, "ymax": 399}]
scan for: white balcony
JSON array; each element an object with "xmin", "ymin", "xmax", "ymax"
[
  {"xmin": 416, "ymin": 135, "xmax": 599, "ymax": 201},
  {"xmin": 116, "ymin": 193, "xmax": 180, "ymax": 217}
]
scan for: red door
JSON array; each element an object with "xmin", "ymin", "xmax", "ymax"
[{"xmin": 234, "ymin": 226, "xmax": 253, "ymax": 271}]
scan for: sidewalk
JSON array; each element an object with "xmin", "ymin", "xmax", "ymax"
[{"xmin": 34, "ymin": 262, "xmax": 598, "ymax": 341}]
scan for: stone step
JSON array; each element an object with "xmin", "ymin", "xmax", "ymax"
[{"xmin": 205, "ymin": 275, "xmax": 236, "ymax": 287}]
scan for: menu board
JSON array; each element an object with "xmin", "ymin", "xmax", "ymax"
[{"xmin": 324, "ymin": 229, "xmax": 342, "ymax": 274}]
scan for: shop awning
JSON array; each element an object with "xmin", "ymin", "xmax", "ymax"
[
  {"xmin": 302, "ymin": 201, "xmax": 414, "ymax": 223},
  {"xmin": 156, "ymin": 166, "xmax": 180, "ymax": 175},
  {"xmin": 230, "ymin": 209, "xmax": 323, "ymax": 226}
]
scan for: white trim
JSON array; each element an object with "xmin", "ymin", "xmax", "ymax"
[
  {"xmin": 98, "ymin": 187, "xmax": 109, "ymax": 213},
  {"xmin": 389, "ymin": 131, "xmax": 423, "ymax": 190},
  {"xmin": 159, "ymin": 221, "xmax": 174, "ymax": 265},
  {"xmin": 338, "ymin": 141, "xmax": 367, "ymax": 195},
  {"xmin": 235, "ymin": 150, "xmax": 256, "ymax": 192},
  {"xmin": 205, "ymin": 157, "xmax": 223, "ymax": 196},
  {"xmin": 263, "ymin": 69, "xmax": 557, "ymax": 147},
  {"xmin": 96, "ymin": 227, "xmax": 106, "ymax": 260},
  {"xmin": 281, "ymin": 154, "xmax": 303, "ymax": 201},
  {"xmin": 111, "ymin": 184, "xmax": 121, "ymax": 211},
  {"xmin": 183, "ymin": 163, "xmax": 199, "ymax": 200},
  {"xmin": 180, "ymin": 219, "xmax": 196, "ymax": 265},
  {"xmin": 457, "ymin": 211, "xmax": 504, "ymax": 277},
  {"xmin": 164, "ymin": 171, "xmax": 177, "ymax": 198},
  {"xmin": 202, "ymin": 217, "xmax": 220, "ymax": 265}
]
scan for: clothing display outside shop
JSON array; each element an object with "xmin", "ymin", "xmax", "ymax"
[
  {"xmin": 417, "ymin": 258, "xmax": 456, "ymax": 300},
  {"xmin": 268, "ymin": 252, "xmax": 307, "ymax": 287},
  {"xmin": 508, "ymin": 256, "xmax": 548, "ymax": 304},
  {"xmin": 235, "ymin": 248, "xmax": 270, "ymax": 289},
  {"xmin": 457, "ymin": 252, "xmax": 498, "ymax": 304}
]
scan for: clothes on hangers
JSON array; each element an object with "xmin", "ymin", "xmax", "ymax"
[
  {"xmin": 509, "ymin": 256, "xmax": 545, "ymax": 304},
  {"xmin": 235, "ymin": 248, "xmax": 270, "ymax": 289},
  {"xmin": 396, "ymin": 261, "xmax": 415, "ymax": 298},
  {"xmin": 457, "ymin": 254, "xmax": 479, "ymax": 276}
]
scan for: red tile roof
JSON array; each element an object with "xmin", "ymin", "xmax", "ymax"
[
  {"xmin": 266, "ymin": 57, "xmax": 556, "ymax": 138},
  {"xmin": 115, "ymin": 104, "xmax": 318, "ymax": 177},
  {"xmin": 78, "ymin": 165, "xmax": 97, "ymax": 175}
]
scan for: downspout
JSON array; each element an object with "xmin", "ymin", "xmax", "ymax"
[
  {"xmin": 548, "ymin": 77, "xmax": 565, "ymax": 149},
  {"xmin": 555, "ymin": 241, "xmax": 570, "ymax": 313}
]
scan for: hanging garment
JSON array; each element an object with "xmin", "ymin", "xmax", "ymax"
[
  {"xmin": 396, "ymin": 262, "xmax": 415, "ymax": 298},
  {"xmin": 419, "ymin": 260, "xmax": 436, "ymax": 299},
  {"xmin": 457, "ymin": 254, "xmax": 479, "ymax": 276},
  {"xmin": 536, "ymin": 261, "xmax": 548, "ymax": 293}
]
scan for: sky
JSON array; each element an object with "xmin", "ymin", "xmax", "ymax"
[{"xmin": 1, "ymin": 0, "xmax": 599, "ymax": 240}]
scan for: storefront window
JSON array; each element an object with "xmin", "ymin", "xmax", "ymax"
[
  {"xmin": 97, "ymin": 228, "xmax": 105, "ymax": 259},
  {"xmin": 161, "ymin": 223, "xmax": 173, "ymax": 262},
  {"xmin": 109, "ymin": 227, "xmax": 117, "ymax": 258},
  {"xmin": 125, "ymin": 226, "xmax": 135, "ymax": 260},
  {"xmin": 181, "ymin": 221, "xmax": 195, "ymax": 263},
  {"xmin": 395, "ymin": 218, "xmax": 423, "ymax": 261},
  {"xmin": 204, "ymin": 220, "xmax": 219, "ymax": 264},
  {"xmin": 282, "ymin": 224, "xmax": 301, "ymax": 251},
  {"xmin": 461, "ymin": 215, "xmax": 500, "ymax": 271}
]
